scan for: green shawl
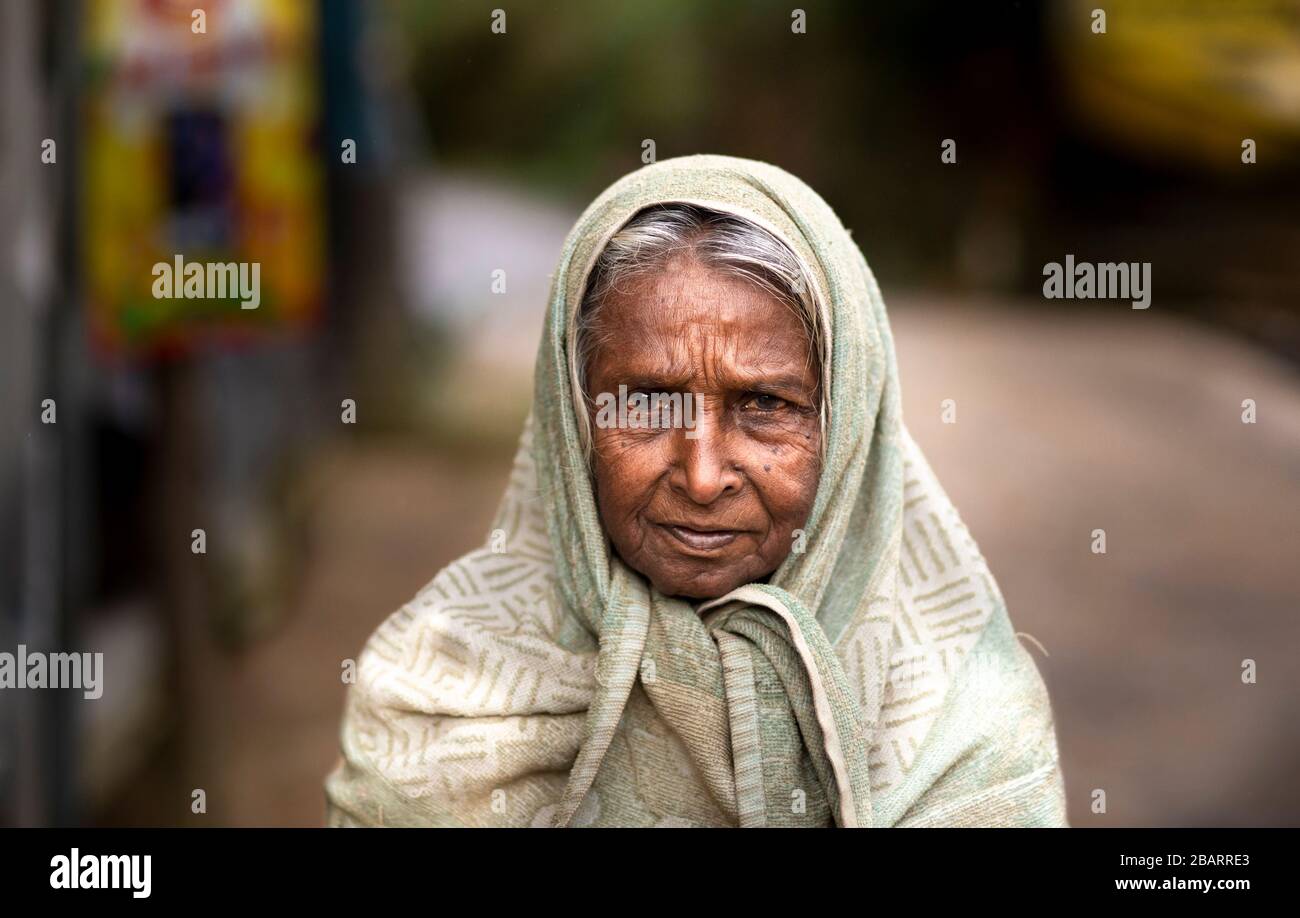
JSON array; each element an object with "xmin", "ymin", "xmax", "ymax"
[{"xmin": 324, "ymin": 154, "xmax": 1069, "ymax": 827}]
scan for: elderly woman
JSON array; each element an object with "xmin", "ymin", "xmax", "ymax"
[{"xmin": 324, "ymin": 155, "xmax": 1068, "ymax": 827}]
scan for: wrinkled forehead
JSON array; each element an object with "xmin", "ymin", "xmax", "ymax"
[
  {"xmin": 588, "ymin": 268, "xmax": 821, "ymax": 386},
  {"xmin": 592, "ymin": 257, "xmax": 806, "ymax": 331},
  {"xmin": 561, "ymin": 171, "xmax": 833, "ymax": 345}
]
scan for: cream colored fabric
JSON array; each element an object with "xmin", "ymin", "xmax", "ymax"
[{"xmin": 324, "ymin": 155, "xmax": 1069, "ymax": 827}]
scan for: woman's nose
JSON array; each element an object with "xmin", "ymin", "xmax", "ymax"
[{"xmin": 668, "ymin": 409, "xmax": 743, "ymax": 505}]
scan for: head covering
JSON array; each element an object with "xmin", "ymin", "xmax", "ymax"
[{"xmin": 325, "ymin": 155, "xmax": 1068, "ymax": 827}]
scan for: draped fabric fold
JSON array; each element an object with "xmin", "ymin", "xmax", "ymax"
[
  {"xmin": 324, "ymin": 155, "xmax": 1069, "ymax": 828},
  {"xmin": 556, "ymin": 575, "xmax": 874, "ymax": 827}
]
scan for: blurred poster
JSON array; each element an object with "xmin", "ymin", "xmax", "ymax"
[{"xmin": 82, "ymin": 0, "xmax": 323, "ymax": 357}]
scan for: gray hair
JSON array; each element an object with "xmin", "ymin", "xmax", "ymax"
[{"xmin": 570, "ymin": 203, "xmax": 828, "ymax": 456}]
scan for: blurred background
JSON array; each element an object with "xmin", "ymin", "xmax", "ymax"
[{"xmin": 1, "ymin": 0, "xmax": 1297, "ymax": 827}]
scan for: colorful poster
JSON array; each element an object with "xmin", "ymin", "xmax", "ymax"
[{"xmin": 82, "ymin": 0, "xmax": 323, "ymax": 356}]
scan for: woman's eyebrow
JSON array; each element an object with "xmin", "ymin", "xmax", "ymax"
[
  {"xmin": 615, "ymin": 371, "xmax": 814, "ymax": 395},
  {"xmin": 615, "ymin": 373, "xmax": 694, "ymax": 391},
  {"xmin": 717, "ymin": 369, "xmax": 815, "ymax": 393}
]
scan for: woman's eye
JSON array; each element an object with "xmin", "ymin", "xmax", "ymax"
[{"xmin": 743, "ymin": 393, "xmax": 787, "ymax": 411}]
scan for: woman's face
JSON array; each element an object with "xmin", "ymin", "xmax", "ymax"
[{"xmin": 586, "ymin": 254, "xmax": 822, "ymax": 600}]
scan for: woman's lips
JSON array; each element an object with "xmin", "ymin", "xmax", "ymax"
[{"xmin": 659, "ymin": 524, "xmax": 742, "ymax": 551}]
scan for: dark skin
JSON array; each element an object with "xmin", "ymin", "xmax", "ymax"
[{"xmin": 586, "ymin": 253, "xmax": 822, "ymax": 600}]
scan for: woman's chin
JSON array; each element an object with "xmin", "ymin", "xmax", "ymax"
[{"xmin": 648, "ymin": 567, "xmax": 753, "ymax": 603}]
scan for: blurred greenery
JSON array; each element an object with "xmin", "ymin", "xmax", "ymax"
[
  {"xmin": 391, "ymin": 0, "xmax": 1300, "ymax": 359},
  {"xmin": 394, "ymin": 0, "xmax": 1037, "ymax": 281}
]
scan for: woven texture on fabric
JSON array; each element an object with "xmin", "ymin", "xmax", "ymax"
[{"xmin": 324, "ymin": 155, "xmax": 1068, "ymax": 828}]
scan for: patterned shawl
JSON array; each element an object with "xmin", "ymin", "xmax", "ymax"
[{"xmin": 324, "ymin": 154, "xmax": 1069, "ymax": 827}]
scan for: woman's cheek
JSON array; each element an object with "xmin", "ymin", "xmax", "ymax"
[
  {"xmin": 765, "ymin": 449, "xmax": 821, "ymax": 534},
  {"xmin": 594, "ymin": 433, "xmax": 662, "ymax": 523}
]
